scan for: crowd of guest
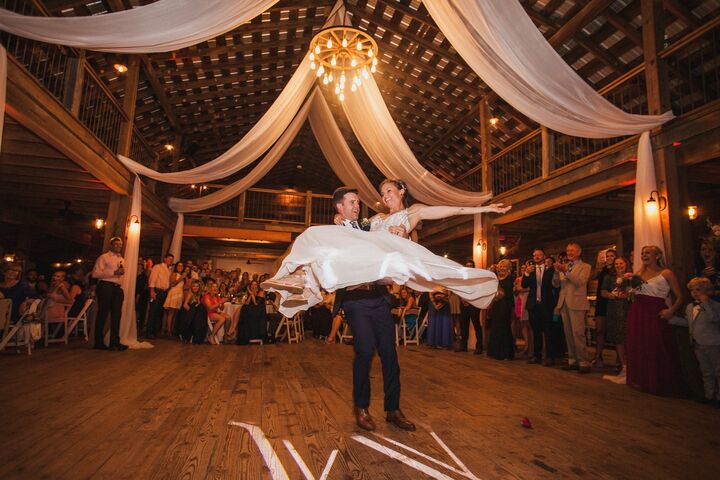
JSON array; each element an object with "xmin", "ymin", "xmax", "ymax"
[{"xmin": 1, "ymin": 234, "xmax": 719, "ymax": 406}]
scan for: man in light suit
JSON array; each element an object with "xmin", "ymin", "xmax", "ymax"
[{"xmin": 553, "ymin": 242, "xmax": 592, "ymax": 373}]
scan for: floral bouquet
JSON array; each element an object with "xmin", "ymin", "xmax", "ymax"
[{"xmin": 614, "ymin": 272, "xmax": 645, "ymax": 302}]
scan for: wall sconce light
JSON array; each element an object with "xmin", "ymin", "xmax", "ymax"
[
  {"xmin": 687, "ymin": 205, "xmax": 698, "ymax": 220},
  {"xmin": 499, "ymin": 245, "xmax": 507, "ymax": 256},
  {"xmin": 489, "ymin": 117, "xmax": 499, "ymax": 126},
  {"xmin": 164, "ymin": 144, "xmax": 175, "ymax": 151},
  {"xmin": 3, "ymin": 254, "xmax": 15, "ymax": 263},
  {"xmin": 443, "ymin": 253, "xmax": 449, "ymax": 258},
  {"xmin": 645, "ymin": 190, "xmax": 667, "ymax": 214},
  {"xmin": 94, "ymin": 218, "xmax": 105, "ymax": 230},
  {"xmin": 190, "ymin": 184, "xmax": 197, "ymax": 189},
  {"xmin": 128, "ymin": 215, "xmax": 140, "ymax": 232},
  {"xmin": 476, "ymin": 241, "xmax": 486, "ymax": 251}
]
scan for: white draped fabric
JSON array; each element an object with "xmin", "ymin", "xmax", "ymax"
[
  {"xmin": 168, "ymin": 213, "xmax": 184, "ymax": 260},
  {"xmin": 632, "ymin": 132, "xmax": 665, "ymax": 269},
  {"xmin": 0, "ymin": 46, "xmax": 6, "ymax": 153},
  {"xmin": 167, "ymin": 91, "xmax": 315, "ymax": 212},
  {"xmin": 119, "ymin": 54, "xmax": 314, "ymax": 184},
  {"xmin": 0, "ymin": 0, "xmax": 278, "ymax": 53},
  {"xmin": 167, "ymin": 89, "xmax": 382, "ymax": 213},
  {"xmin": 118, "ymin": 177, "xmax": 153, "ymax": 349},
  {"xmin": 343, "ymin": 75, "xmax": 493, "ymax": 206},
  {"xmin": 423, "ymin": 0, "xmax": 674, "ymax": 137},
  {"xmin": 307, "ymin": 91, "xmax": 381, "ymax": 207}
]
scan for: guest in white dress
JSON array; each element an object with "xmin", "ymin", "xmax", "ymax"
[
  {"xmin": 262, "ymin": 179, "xmax": 510, "ymax": 317},
  {"xmin": 163, "ymin": 262, "xmax": 186, "ymax": 337}
]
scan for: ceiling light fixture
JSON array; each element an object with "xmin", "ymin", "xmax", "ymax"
[
  {"xmin": 114, "ymin": 63, "xmax": 128, "ymax": 73},
  {"xmin": 309, "ymin": 25, "xmax": 378, "ymax": 102}
]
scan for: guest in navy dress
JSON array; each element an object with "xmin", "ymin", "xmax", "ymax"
[{"xmin": 427, "ymin": 290, "xmax": 453, "ymax": 348}]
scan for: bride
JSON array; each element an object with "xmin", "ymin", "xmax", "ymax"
[{"xmin": 262, "ymin": 179, "xmax": 511, "ymax": 317}]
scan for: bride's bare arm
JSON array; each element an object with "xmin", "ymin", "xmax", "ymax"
[{"xmin": 406, "ymin": 203, "xmax": 511, "ymax": 230}]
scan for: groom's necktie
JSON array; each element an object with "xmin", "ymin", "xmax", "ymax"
[{"xmin": 350, "ymin": 220, "xmax": 360, "ymax": 229}]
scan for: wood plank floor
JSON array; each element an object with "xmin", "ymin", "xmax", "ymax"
[{"xmin": 0, "ymin": 339, "xmax": 718, "ymax": 480}]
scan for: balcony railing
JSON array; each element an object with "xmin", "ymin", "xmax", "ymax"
[
  {"xmin": 1, "ymin": 0, "xmax": 130, "ymax": 155},
  {"xmin": 456, "ymin": 18, "xmax": 720, "ymax": 196},
  {"xmin": 186, "ymin": 188, "xmax": 335, "ymax": 227}
]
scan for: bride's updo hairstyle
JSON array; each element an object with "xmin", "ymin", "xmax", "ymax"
[
  {"xmin": 379, "ymin": 178, "xmax": 413, "ymax": 209},
  {"xmin": 641, "ymin": 245, "xmax": 666, "ymax": 268}
]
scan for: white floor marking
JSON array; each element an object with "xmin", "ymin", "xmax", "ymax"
[
  {"xmin": 228, "ymin": 421, "xmax": 289, "ymax": 480},
  {"xmin": 283, "ymin": 440, "xmax": 316, "ymax": 480},
  {"xmin": 352, "ymin": 435, "xmax": 455, "ymax": 480},
  {"xmin": 430, "ymin": 431, "xmax": 481, "ymax": 480},
  {"xmin": 319, "ymin": 449, "xmax": 338, "ymax": 480},
  {"xmin": 374, "ymin": 433, "xmax": 477, "ymax": 479}
]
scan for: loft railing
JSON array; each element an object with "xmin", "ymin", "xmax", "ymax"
[
  {"xmin": 130, "ymin": 127, "xmax": 158, "ymax": 167},
  {"xmin": 456, "ymin": 18, "xmax": 720, "ymax": 195},
  {"xmin": 186, "ymin": 188, "xmax": 335, "ymax": 227},
  {"xmin": 1, "ymin": 0, "xmax": 131, "ymax": 156}
]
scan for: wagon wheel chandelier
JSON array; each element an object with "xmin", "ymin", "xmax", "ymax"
[{"xmin": 309, "ymin": 26, "xmax": 378, "ymax": 102}]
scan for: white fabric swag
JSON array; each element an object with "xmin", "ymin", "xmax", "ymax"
[
  {"xmin": 633, "ymin": 132, "xmax": 665, "ymax": 269},
  {"xmin": 0, "ymin": 0, "xmax": 279, "ymax": 53},
  {"xmin": 168, "ymin": 212, "xmax": 184, "ymax": 261},
  {"xmin": 118, "ymin": 177, "xmax": 153, "ymax": 349},
  {"xmin": 167, "ymin": 89, "xmax": 381, "ymax": 213},
  {"xmin": 423, "ymin": 0, "xmax": 674, "ymax": 137}
]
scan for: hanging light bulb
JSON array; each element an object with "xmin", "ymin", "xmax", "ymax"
[
  {"xmin": 351, "ymin": 58, "xmax": 357, "ymax": 68},
  {"xmin": 328, "ymin": 73, "xmax": 333, "ymax": 82},
  {"xmin": 310, "ymin": 61, "xmax": 316, "ymax": 70},
  {"xmin": 335, "ymin": 84, "xmax": 340, "ymax": 95},
  {"xmin": 342, "ymin": 37, "xmax": 348, "ymax": 48},
  {"xmin": 362, "ymin": 67, "xmax": 369, "ymax": 79},
  {"xmin": 368, "ymin": 48, "xmax": 374, "ymax": 58},
  {"xmin": 351, "ymin": 83, "xmax": 357, "ymax": 92},
  {"xmin": 309, "ymin": 52, "xmax": 315, "ymax": 61},
  {"xmin": 317, "ymin": 65, "xmax": 325, "ymax": 77},
  {"xmin": 326, "ymin": 38, "xmax": 333, "ymax": 48},
  {"xmin": 314, "ymin": 44, "xmax": 320, "ymax": 54},
  {"xmin": 372, "ymin": 57, "xmax": 378, "ymax": 66},
  {"xmin": 340, "ymin": 72, "xmax": 346, "ymax": 84},
  {"xmin": 331, "ymin": 55, "xmax": 337, "ymax": 66},
  {"xmin": 370, "ymin": 64, "xmax": 376, "ymax": 73},
  {"xmin": 339, "ymin": 92, "xmax": 345, "ymax": 102},
  {"xmin": 323, "ymin": 75, "xmax": 329, "ymax": 85},
  {"xmin": 357, "ymin": 40, "xmax": 363, "ymax": 51}
]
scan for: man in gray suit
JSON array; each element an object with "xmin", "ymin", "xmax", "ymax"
[{"xmin": 554, "ymin": 242, "xmax": 592, "ymax": 373}]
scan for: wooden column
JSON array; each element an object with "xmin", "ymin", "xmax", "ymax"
[
  {"xmin": 305, "ymin": 191, "xmax": 313, "ymax": 226},
  {"xmin": 117, "ymin": 56, "xmax": 140, "ymax": 157},
  {"xmin": 238, "ymin": 192, "xmax": 246, "ymax": 222},
  {"xmin": 102, "ymin": 193, "xmax": 131, "ymax": 252},
  {"xmin": 62, "ymin": 50, "xmax": 86, "ymax": 116},
  {"xmin": 541, "ymin": 126, "xmax": 555, "ymax": 178},
  {"xmin": 479, "ymin": 97, "xmax": 493, "ymax": 193},
  {"xmin": 473, "ymin": 213, "xmax": 499, "ymax": 269},
  {"xmin": 641, "ymin": 0, "xmax": 692, "ymax": 280}
]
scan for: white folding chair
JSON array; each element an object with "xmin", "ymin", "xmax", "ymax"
[
  {"xmin": 0, "ymin": 298, "xmax": 42, "ymax": 355},
  {"xmin": 337, "ymin": 315, "xmax": 353, "ymax": 343},
  {"xmin": 392, "ymin": 307, "xmax": 405, "ymax": 345},
  {"xmin": 44, "ymin": 303, "xmax": 71, "ymax": 347},
  {"xmin": 401, "ymin": 306, "xmax": 421, "ymax": 346},
  {"xmin": 67, "ymin": 299, "xmax": 93, "ymax": 342}
]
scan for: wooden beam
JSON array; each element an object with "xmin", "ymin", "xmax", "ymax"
[
  {"xmin": 479, "ymin": 97, "xmax": 492, "ymax": 192},
  {"xmin": 140, "ymin": 56, "xmax": 183, "ymax": 133},
  {"xmin": 541, "ymin": 126, "xmax": 554, "ymax": 178},
  {"xmin": 549, "ymin": 0, "xmax": 616, "ymax": 47},
  {"xmin": 117, "ymin": 56, "xmax": 140, "ymax": 156},
  {"xmin": 183, "ymin": 225, "xmax": 292, "ymax": 243}
]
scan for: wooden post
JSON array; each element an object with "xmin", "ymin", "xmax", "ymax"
[
  {"xmin": 641, "ymin": 0, "xmax": 692, "ymax": 280},
  {"xmin": 117, "ymin": 56, "xmax": 140, "ymax": 157},
  {"xmin": 102, "ymin": 192, "xmax": 131, "ymax": 252},
  {"xmin": 148, "ymin": 153, "xmax": 160, "ymax": 193},
  {"xmin": 62, "ymin": 50, "xmax": 86, "ymax": 116},
  {"xmin": 541, "ymin": 126, "xmax": 555, "ymax": 178},
  {"xmin": 238, "ymin": 191, "xmax": 246, "ymax": 222},
  {"xmin": 479, "ymin": 97, "xmax": 493, "ymax": 193},
  {"xmin": 305, "ymin": 191, "xmax": 313, "ymax": 226},
  {"xmin": 473, "ymin": 213, "xmax": 499, "ymax": 269}
]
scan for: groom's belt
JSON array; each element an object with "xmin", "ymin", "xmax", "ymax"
[{"xmin": 347, "ymin": 283, "xmax": 375, "ymax": 292}]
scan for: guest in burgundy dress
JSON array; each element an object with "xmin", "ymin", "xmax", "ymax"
[{"xmin": 626, "ymin": 245, "xmax": 686, "ymax": 396}]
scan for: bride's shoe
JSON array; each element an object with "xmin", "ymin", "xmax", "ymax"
[{"xmin": 261, "ymin": 274, "xmax": 305, "ymax": 294}]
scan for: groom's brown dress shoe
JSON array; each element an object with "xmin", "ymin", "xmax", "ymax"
[
  {"xmin": 385, "ymin": 410, "xmax": 416, "ymax": 431},
  {"xmin": 354, "ymin": 407, "xmax": 376, "ymax": 431}
]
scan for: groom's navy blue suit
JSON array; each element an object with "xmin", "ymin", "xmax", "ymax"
[{"xmin": 332, "ymin": 221, "xmax": 401, "ymax": 411}]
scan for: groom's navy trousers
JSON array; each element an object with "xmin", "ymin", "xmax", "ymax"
[{"xmin": 340, "ymin": 289, "xmax": 401, "ymax": 412}]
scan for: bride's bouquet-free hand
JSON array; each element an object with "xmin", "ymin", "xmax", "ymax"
[{"xmin": 614, "ymin": 273, "xmax": 645, "ymax": 302}]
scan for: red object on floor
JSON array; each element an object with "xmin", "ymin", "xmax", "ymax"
[{"xmin": 521, "ymin": 417, "xmax": 533, "ymax": 429}]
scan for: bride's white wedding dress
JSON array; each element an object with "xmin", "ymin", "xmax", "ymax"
[{"xmin": 266, "ymin": 209, "xmax": 498, "ymax": 317}]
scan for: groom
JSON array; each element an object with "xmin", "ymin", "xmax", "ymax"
[{"xmin": 331, "ymin": 186, "xmax": 415, "ymax": 432}]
